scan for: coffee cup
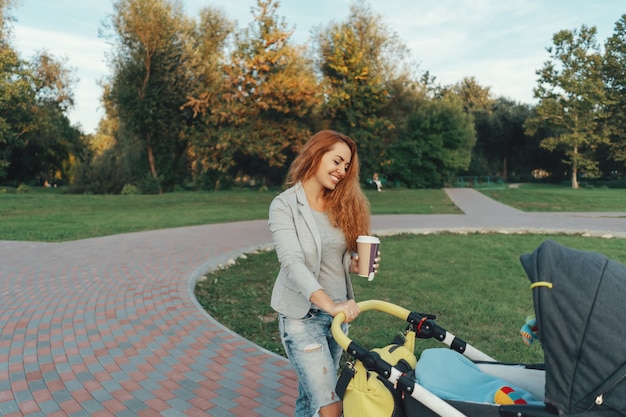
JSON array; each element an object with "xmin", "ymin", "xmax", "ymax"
[{"xmin": 356, "ymin": 235, "xmax": 380, "ymax": 281}]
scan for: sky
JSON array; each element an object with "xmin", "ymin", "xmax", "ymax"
[{"xmin": 8, "ymin": 0, "xmax": 625, "ymax": 135}]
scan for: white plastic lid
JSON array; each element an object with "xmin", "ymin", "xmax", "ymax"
[{"xmin": 356, "ymin": 235, "xmax": 380, "ymax": 243}]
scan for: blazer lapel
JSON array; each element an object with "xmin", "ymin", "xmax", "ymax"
[{"xmin": 294, "ymin": 183, "xmax": 322, "ymax": 264}]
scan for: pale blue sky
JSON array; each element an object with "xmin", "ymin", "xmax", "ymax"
[{"xmin": 9, "ymin": 0, "xmax": 625, "ymax": 134}]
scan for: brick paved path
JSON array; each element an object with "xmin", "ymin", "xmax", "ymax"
[
  {"xmin": 0, "ymin": 222, "xmax": 294, "ymax": 417},
  {"xmin": 1, "ymin": 189, "xmax": 625, "ymax": 416}
]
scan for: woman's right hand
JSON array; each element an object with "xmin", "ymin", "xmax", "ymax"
[{"xmin": 331, "ymin": 299, "xmax": 360, "ymax": 323}]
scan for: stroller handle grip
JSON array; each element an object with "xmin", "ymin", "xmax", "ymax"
[{"xmin": 331, "ymin": 300, "xmax": 411, "ymax": 351}]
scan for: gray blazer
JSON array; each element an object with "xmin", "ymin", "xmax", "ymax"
[{"xmin": 269, "ymin": 182, "xmax": 354, "ymax": 318}]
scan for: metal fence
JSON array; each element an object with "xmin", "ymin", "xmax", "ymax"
[{"xmin": 455, "ymin": 176, "xmax": 505, "ymax": 189}]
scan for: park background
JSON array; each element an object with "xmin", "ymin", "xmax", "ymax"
[
  {"xmin": 4, "ymin": 3, "xmax": 626, "ymax": 411},
  {"xmin": 3, "ymin": 0, "xmax": 626, "ymax": 194}
]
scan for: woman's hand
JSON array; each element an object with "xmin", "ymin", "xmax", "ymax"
[
  {"xmin": 350, "ymin": 252, "xmax": 381, "ymax": 276},
  {"xmin": 309, "ymin": 290, "xmax": 361, "ymax": 322},
  {"xmin": 330, "ymin": 299, "xmax": 361, "ymax": 323},
  {"xmin": 350, "ymin": 254, "xmax": 359, "ymax": 274}
]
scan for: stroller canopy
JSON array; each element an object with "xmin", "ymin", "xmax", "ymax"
[{"xmin": 519, "ymin": 240, "xmax": 626, "ymax": 416}]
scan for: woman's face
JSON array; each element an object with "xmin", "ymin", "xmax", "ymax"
[{"xmin": 314, "ymin": 141, "xmax": 352, "ymax": 191}]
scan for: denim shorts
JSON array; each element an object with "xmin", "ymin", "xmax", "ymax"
[{"xmin": 279, "ymin": 310, "xmax": 348, "ymax": 417}]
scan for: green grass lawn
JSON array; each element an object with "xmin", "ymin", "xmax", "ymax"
[
  {"xmin": 196, "ymin": 232, "xmax": 626, "ymax": 363},
  {"xmin": 0, "ymin": 187, "xmax": 458, "ymax": 242},
  {"xmin": 4, "ymin": 183, "xmax": 625, "ymax": 242},
  {"xmin": 480, "ymin": 183, "xmax": 626, "ymax": 212},
  {"xmin": 0, "ymin": 188, "xmax": 277, "ymax": 241}
]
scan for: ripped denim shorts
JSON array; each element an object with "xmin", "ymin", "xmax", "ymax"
[{"xmin": 279, "ymin": 309, "xmax": 349, "ymax": 417}]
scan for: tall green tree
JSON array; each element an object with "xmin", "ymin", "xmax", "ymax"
[
  {"xmin": 0, "ymin": 0, "xmax": 25, "ymax": 181},
  {"xmin": 316, "ymin": 0, "xmax": 414, "ymax": 177},
  {"xmin": 525, "ymin": 25, "xmax": 607, "ymax": 189},
  {"xmin": 602, "ymin": 14, "xmax": 626, "ymax": 173},
  {"xmin": 0, "ymin": 0, "xmax": 15, "ymax": 32},
  {"xmin": 441, "ymin": 77, "xmax": 495, "ymax": 178},
  {"xmin": 70, "ymin": 81, "xmax": 134, "ymax": 194},
  {"xmin": 476, "ymin": 98, "xmax": 543, "ymax": 182},
  {"xmin": 7, "ymin": 51, "xmax": 82, "ymax": 185},
  {"xmin": 1, "ymin": 2, "xmax": 82, "ymax": 187},
  {"xmin": 186, "ymin": 0, "xmax": 319, "ymax": 189},
  {"xmin": 387, "ymin": 93, "xmax": 475, "ymax": 188},
  {"xmin": 179, "ymin": 6, "xmax": 233, "ymax": 189},
  {"xmin": 443, "ymin": 76, "xmax": 494, "ymax": 113},
  {"xmin": 0, "ymin": 45, "xmax": 28, "ymax": 182},
  {"xmin": 105, "ymin": 0, "xmax": 196, "ymax": 191}
]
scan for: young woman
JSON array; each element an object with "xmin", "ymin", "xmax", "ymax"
[{"xmin": 269, "ymin": 130, "xmax": 379, "ymax": 417}]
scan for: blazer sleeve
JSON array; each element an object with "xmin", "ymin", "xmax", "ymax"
[{"xmin": 269, "ymin": 194, "xmax": 323, "ymax": 303}]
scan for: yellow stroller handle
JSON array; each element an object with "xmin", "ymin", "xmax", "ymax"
[
  {"xmin": 332, "ymin": 299, "xmax": 494, "ymax": 362},
  {"xmin": 331, "ymin": 299, "xmax": 412, "ymax": 351}
]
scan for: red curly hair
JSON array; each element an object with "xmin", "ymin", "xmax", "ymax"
[{"xmin": 286, "ymin": 130, "xmax": 371, "ymax": 252}]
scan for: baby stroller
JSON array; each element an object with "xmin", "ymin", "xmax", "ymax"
[{"xmin": 331, "ymin": 239, "xmax": 626, "ymax": 417}]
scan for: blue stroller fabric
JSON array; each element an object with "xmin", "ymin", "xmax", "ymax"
[{"xmin": 414, "ymin": 348, "xmax": 542, "ymax": 405}]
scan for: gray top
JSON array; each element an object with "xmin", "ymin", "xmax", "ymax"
[
  {"xmin": 311, "ymin": 210, "xmax": 348, "ymax": 306},
  {"xmin": 269, "ymin": 182, "xmax": 354, "ymax": 318}
]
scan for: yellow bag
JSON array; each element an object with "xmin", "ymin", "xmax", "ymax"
[{"xmin": 337, "ymin": 342, "xmax": 417, "ymax": 417}]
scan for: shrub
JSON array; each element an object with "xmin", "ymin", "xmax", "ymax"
[
  {"xmin": 138, "ymin": 173, "xmax": 162, "ymax": 194},
  {"xmin": 16, "ymin": 183, "xmax": 30, "ymax": 193},
  {"xmin": 120, "ymin": 184, "xmax": 140, "ymax": 195}
]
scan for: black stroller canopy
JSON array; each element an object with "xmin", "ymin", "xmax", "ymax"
[{"xmin": 520, "ymin": 240, "xmax": 626, "ymax": 416}]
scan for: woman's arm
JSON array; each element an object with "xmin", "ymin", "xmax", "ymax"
[
  {"xmin": 268, "ymin": 196, "xmax": 323, "ymax": 300},
  {"xmin": 309, "ymin": 289, "xmax": 360, "ymax": 322}
]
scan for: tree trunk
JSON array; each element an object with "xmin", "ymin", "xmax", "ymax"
[
  {"xmin": 147, "ymin": 143, "xmax": 157, "ymax": 179},
  {"xmin": 571, "ymin": 145, "xmax": 579, "ymax": 189},
  {"xmin": 502, "ymin": 156, "xmax": 508, "ymax": 182},
  {"xmin": 571, "ymin": 169, "xmax": 579, "ymax": 189},
  {"xmin": 146, "ymin": 141, "xmax": 162, "ymax": 194}
]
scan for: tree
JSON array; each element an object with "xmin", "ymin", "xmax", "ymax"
[
  {"xmin": 69, "ymin": 82, "xmax": 133, "ymax": 194},
  {"xmin": 441, "ymin": 77, "xmax": 495, "ymax": 178},
  {"xmin": 179, "ymin": 6, "xmax": 234, "ymax": 189},
  {"xmin": 443, "ymin": 76, "xmax": 494, "ymax": 113},
  {"xmin": 186, "ymin": 0, "xmax": 319, "ymax": 189},
  {"xmin": 467, "ymin": 98, "xmax": 542, "ymax": 182},
  {"xmin": 0, "ymin": 44, "xmax": 29, "ymax": 182},
  {"xmin": 11, "ymin": 52, "xmax": 82, "ymax": 185},
  {"xmin": 0, "ymin": 32, "xmax": 82, "ymax": 185},
  {"xmin": 387, "ymin": 94, "xmax": 475, "ymax": 188},
  {"xmin": 602, "ymin": 14, "xmax": 626, "ymax": 173},
  {"xmin": 105, "ymin": 0, "xmax": 197, "ymax": 191},
  {"xmin": 525, "ymin": 25, "xmax": 607, "ymax": 189},
  {"xmin": 0, "ymin": 1, "xmax": 85, "ymax": 186},
  {"xmin": 0, "ymin": 0, "xmax": 26, "ymax": 181},
  {"xmin": 316, "ymin": 0, "xmax": 415, "ymax": 177},
  {"xmin": 0, "ymin": 0, "xmax": 16, "ymax": 33}
]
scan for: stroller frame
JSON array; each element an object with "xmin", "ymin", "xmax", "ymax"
[{"xmin": 331, "ymin": 300, "xmax": 548, "ymax": 417}]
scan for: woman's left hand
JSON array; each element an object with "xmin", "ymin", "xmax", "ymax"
[
  {"xmin": 374, "ymin": 251, "xmax": 380, "ymax": 274},
  {"xmin": 372, "ymin": 251, "xmax": 381, "ymax": 275},
  {"xmin": 350, "ymin": 251, "xmax": 381, "ymax": 275},
  {"xmin": 350, "ymin": 254, "xmax": 359, "ymax": 274}
]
